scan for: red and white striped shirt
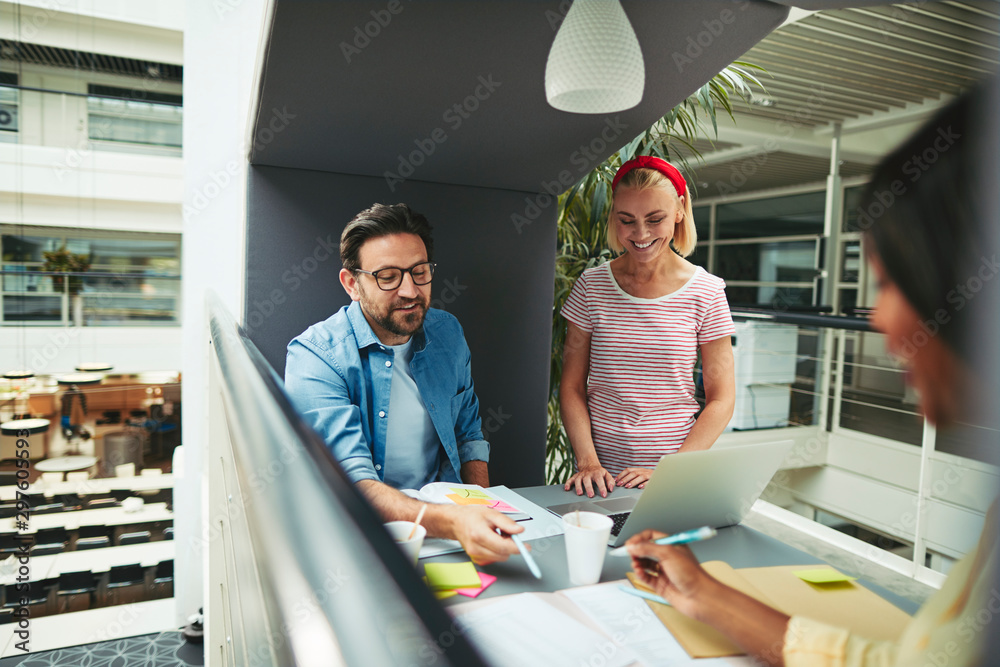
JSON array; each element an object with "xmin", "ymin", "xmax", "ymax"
[{"xmin": 561, "ymin": 263, "xmax": 735, "ymax": 475}]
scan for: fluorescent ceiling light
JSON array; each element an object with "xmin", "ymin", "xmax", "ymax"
[{"xmin": 545, "ymin": 0, "xmax": 645, "ymax": 114}]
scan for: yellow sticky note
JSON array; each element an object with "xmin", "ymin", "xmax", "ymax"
[
  {"xmin": 446, "ymin": 493, "xmax": 493, "ymax": 506},
  {"xmin": 434, "ymin": 590, "xmax": 458, "ymax": 600},
  {"xmin": 794, "ymin": 568, "xmax": 857, "ymax": 584},
  {"xmin": 449, "ymin": 487, "xmax": 493, "ymax": 500},
  {"xmin": 424, "ymin": 562, "xmax": 482, "ymax": 590}
]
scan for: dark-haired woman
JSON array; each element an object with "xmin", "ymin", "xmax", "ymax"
[{"xmin": 625, "ymin": 81, "xmax": 998, "ymax": 667}]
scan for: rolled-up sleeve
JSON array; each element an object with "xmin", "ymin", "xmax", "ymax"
[
  {"xmin": 784, "ymin": 616, "xmax": 898, "ymax": 667},
  {"xmin": 284, "ymin": 338, "xmax": 379, "ymax": 484}
]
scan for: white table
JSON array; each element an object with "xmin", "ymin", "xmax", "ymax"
[
  {"xmin": 0, "ymin": 597, "xmax": 176, "ymax": 657},
  {"xmin": 0, "ymin": 502, "xmax": 173, "ymax": 534},
  {"xmin": 34, "ymin": 456, "xmax": 98, "ymax": 473},
  {"xmin": 49, "ymin": 540, "xmax": 174, "ymax": 575},
  {"xmin": 0, "ymin": 473, "xmax": 175, "ymax": 501},
  {"xmin": 0, "ymin": 553, "xmax": 60, "ymax": 585}
]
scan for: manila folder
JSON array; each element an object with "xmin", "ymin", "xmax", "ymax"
[{"xmin": 627, "ymin": 561, "xmax": 912, "ymax": 658}]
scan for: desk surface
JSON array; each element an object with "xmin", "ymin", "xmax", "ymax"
[
  {"xmin": 0, "ymin": 502, "xmax": 172, "ymax": 534},
  {"xmin": 436, "ymin": 485, "xmax": 920, "ymax": 616}
]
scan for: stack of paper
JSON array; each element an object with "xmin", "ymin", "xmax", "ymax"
[{"xmin": 424, "ymin": 561, "xmax": 497, "ymax": 600}]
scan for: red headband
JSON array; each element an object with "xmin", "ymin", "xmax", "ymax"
[{"xmin": 612, "ymin": 156, "xmax": 687, "ymax": 197}]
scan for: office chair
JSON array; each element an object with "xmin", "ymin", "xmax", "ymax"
[
  {"xmin": 118, "ymin": 530, "xmax": 151, "ymax": 546},
  {"xmin": 152, "ymin": 559, "xmax": 174, "ymax": 599},
  {"xmin": 105, "ymin": 564, "xmax": 145, "ymax": 606},
  {"xmin": 75, "ymin": 536, "xmax": 111, "ymax": 551},
  {"xmin": 57, "ymin": 571, "xmax": 96, "ymax": 613},
  {"xmin": 34, "ymin": 527, "xmax": 69, "ymax": 548},
  {"xmin": 29, "ymin": 543, "xmax": 64, "ymax": 557}
]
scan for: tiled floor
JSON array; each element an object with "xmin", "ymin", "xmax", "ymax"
[{"xmin": 0, "ymin": 631, "xmax": 202, "ymax": 667}]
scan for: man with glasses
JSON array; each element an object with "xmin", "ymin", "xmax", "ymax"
[{"xmin": 285, "ymin": 203, "xmax": 521, "ymax": 564}]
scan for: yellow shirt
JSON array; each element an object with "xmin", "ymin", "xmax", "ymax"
[{"xmin": 784, "ymin": 508, "xmax": 997, "ymax": 667}]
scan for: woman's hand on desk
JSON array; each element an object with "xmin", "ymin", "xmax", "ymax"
[
  {"xmin": 615, "ymin": 467, "xmax": 655, "ymax": 489},
  {"xmin": 625, "ymin": 530, "xmax": 718, "ymax": 621},
  {"xmin": 447, "ymin": 505, "xmax": 523, "ymax": 566},
  {"xmin": 564, "ymin": 465, "xmax": 616, "ymax": 498}
]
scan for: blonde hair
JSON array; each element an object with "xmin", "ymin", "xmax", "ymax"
[{"xmin": 606, "ymin": 166, "xmax": 697, "ymax": 257}]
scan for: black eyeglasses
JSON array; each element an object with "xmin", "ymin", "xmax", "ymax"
[{"xmin": 355, "ymin": 261, "xmax": 436, "ymax": 291}]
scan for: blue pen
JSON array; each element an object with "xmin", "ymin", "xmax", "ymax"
[
  {"xmin": 608, "ymin": 525, "xmax": 717, "ymax": 558},
  {"xmin": 498, "ymin": 528, "xmax": 542, "ymax": 579}
]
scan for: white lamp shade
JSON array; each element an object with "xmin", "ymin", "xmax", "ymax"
[{"xmin": 545, "ymin": 0, "xmax": 645, "ymax": 114}]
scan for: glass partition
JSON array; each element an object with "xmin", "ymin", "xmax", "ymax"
[
  {"xmin": 728, "ymin": 309, "xmax": 998, "ymax": 577},
  {"xmin": 206, "ymin": 293, "xmax": 488, "ymax": 667}
]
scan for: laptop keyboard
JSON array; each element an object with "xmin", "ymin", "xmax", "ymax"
[{"xmin": 608, "ymin": 511, "xmax": 632, "ymax": 537}]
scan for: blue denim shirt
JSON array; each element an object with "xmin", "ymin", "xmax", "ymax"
[{"xmin": 284, "ymin": 302, "xmax": 489, "ymax": 485}]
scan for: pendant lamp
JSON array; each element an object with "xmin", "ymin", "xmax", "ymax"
[{"xmin": 545, "ymin": 0, "xmax": 645, "ymax": 114}]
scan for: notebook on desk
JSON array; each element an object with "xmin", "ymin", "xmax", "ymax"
[{"xmin": 546, "ymin": 440, "xmax": 794, "ymax": 547}]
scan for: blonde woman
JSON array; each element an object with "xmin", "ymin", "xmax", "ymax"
[{"xmin": 561, "ymin": 157, "xmax": 736, "ymax": 498}]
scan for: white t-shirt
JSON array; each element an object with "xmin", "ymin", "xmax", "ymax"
[
  {"xmin": 561, "ymin": 263, "xmax": 735, "ymax": 475},
  {"xmin": 383, "ymin": 338, "xmax": 442, "ymax": 489}
]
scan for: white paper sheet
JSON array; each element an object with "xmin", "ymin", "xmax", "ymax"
[
  {"xmin": 417, "ymin": 486, "xmax": 565, "ymax": 558},
  {"xmin": 561, "ymin": 582, "xmax": 694, "ymax": 666},
  {"xmin": 452, "ymin": 593, "xmax": 638, "ymax": 667}
]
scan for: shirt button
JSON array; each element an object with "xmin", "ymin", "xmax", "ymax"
[
  {"xmin": 378, "ymin": 410, "xmax": 386, "ymax": 418},
  {"xmin": 375, "ymin": 464, "xmax": 382, "ymax": 471},
  {"xmin": 385, "ymin": 360, "xmax": 392, "ymax": 368}
]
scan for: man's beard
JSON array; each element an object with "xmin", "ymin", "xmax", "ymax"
[{"xmin": 359, "ymin": 286, "xmax": 429, "ymax": 338}]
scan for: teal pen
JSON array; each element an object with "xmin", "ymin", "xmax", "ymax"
[
  {"xmin": 618, "ymin": 585, "xmax": 670, "ymax": 606},
  {"xmin": 608, "ymin": 525, "xmax": 717, "ymax": 558},
  {"xmin": 498, "ymin": 528, "xmax": 542, "ymax": 579}
]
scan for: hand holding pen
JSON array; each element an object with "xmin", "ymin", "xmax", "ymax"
[
  {"xmin": 609, "ymin": 525, "xmax": 716, "ymax": 557},
  {"xmin": 622, "ymin": 527, "xmax": 718, "ymax": 618}
]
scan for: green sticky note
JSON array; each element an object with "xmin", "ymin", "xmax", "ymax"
[
  {"xmin": 424, "ymin": 562, "xmax": 482, "ymax": 590},
  {"xmin": 449, "ymin": 487, "xmax": 493, "ymax": 500},
  {"xmin": 794, "ymin": 568, "xmax": 857, "ymax": 584}
]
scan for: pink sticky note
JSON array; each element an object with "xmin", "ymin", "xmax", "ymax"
[
  {"xmin": 456, "ymin": 572, "xmax": 497, "ymax": 598},
  {"xmin": 489, "ymin": 500, "xmax": 520, "ymax": 513}
]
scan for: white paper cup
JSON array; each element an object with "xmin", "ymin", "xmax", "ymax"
[
  {"xmin": 384, "ymin": 521, "xmax": 426, "ymax": 565},
  {"xmin": 562, "ymin": 511, "xmax": 613, "ymax": 586}
]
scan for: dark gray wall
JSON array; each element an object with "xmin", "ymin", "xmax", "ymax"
[{"xmin": 246, "ymin": 165, "xmax": 556, "ymax": 487}]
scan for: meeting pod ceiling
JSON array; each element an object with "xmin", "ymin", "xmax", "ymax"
[{"xmin": 248, "ymin": 0, "xmax": 801, "ymax": 192}]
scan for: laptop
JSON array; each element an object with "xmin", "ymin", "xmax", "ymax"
[{"xmin": 546, "ymin": 440, "xmax": 794, "ymax": 547}]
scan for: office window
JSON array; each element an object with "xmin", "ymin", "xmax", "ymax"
[
  {"xmin": 0, "ymin": 72, "xmax": 18, "ymax": 135},
  {"xmin": 715, "ymin": 192, "xmax": 825, "ymax": 240},
  {"xmin": 1, "ymin": 227, "xmax": 182, "ymax": 325},
  {"xmin": 842, "ymin": 186, "xmax": 865, "ymax": 232},
  {"xmin": 87, "ymin": 84, "xmax": 182, "ymax": 149}
]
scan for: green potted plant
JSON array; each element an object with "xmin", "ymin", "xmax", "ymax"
[{"xmin": 43, "ymin": 245, "xmax": 91, "ymax": 325}]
